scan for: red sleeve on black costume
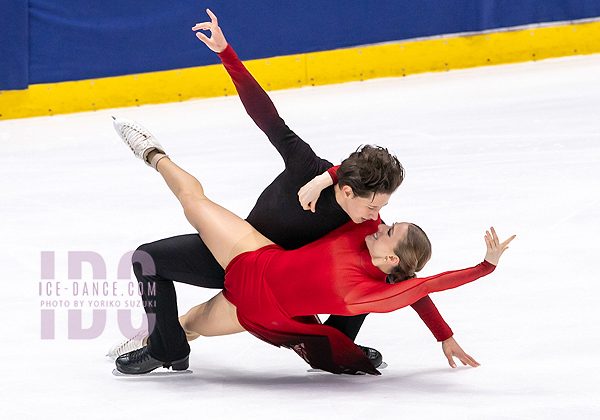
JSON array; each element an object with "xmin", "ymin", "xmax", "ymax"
[
  {"xmin": 217, "ymin": 44, "xmax": 283, "ymax": 137},
  {"xmin": 327, "ymin": 165, "xmax": 340, "ymax": 184},
  {"xmin": 410, "ymin": 296, "xmax": 453, "ymax": 341}
]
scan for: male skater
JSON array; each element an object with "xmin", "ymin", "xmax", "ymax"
[{"xmin": 112, "ymin": 10, "xmax": 478, "ymax": 374}]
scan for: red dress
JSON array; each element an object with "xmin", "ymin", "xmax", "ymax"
[{"xmin": 223, "ymin": 219, "xmax": 494, "ymax": 375}]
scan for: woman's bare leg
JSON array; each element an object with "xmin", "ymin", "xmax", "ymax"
[
  {"xmin": 179, "ymin": 292, "xmax": 245, "ymax": 340},
  {"xmin": 155, "ymin": 157, "xmax": 274, "ymax": 268}
]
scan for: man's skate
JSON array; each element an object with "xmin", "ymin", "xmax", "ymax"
[{"xmin": 113, "ymin": 346, "xmax": 191, "ymax": 376}]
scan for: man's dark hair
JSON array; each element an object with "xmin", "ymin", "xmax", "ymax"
[{"xmin": 337, "ymin": 145, "xmax": 404, "ymax": 198}]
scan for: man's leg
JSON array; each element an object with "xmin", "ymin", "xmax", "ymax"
[
  {"xmin": 117, "ymin": 290, "xmax": 244, "ymax": 375},
  {"xmin": 133, "ymin": 258, "xmax": 188, "ymax": 363},
  {"xmin": 324, "ymin": 314, "xmax": 367, "ymax": 342},
  {"xmin": 324, "ymin": 314, "xmax": 382, "ymax": 367},
  {"xmin": 133, "ymin": 233, "xmax": 225, "ymax": 363},
  {"xmin": 106, "ymin": 234, "xmax": 226, "ymax": 361}
]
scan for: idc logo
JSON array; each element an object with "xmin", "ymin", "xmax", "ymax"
[{"xmin": 39, "ymin": 251, "xmax": 155, "ymax": 339}]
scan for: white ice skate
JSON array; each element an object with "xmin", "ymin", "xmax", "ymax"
[
  {"xmin": 106, "ymin": 330, "xmax": 148, "ymax": 360},
  {"xmin": 112, "ymin": 117, "xmax": 166, "ymax": 167}
]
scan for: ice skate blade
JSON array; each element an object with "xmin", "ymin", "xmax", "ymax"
[
  {"xmin": 112, "ymin": 368, "xmax": 193, "ymax": 377},
  {"xmin": 307, "ymin": 362, "xmax": 387, "ymax": 374}
]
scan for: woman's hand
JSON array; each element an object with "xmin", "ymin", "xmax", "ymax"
[
  {"xmin": 192, "ymin": 9, "xmax": 228, "ymax": 53},
  {"xmin": 484, "ymin": 227, "xmax": 516, "ymax": 266},
  {"xmin": 298, "ymin": 172, "xmax": 334, "ymax": 212},
  {"xmin": 442, "ymin": 336, "xmax": 480, "ymax": 368}
]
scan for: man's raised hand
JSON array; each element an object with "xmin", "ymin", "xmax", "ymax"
[{"xmin": 192, "ymin": 9, "xmax": 228, "ymax": 53}]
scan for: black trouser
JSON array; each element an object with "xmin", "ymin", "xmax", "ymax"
[{"xmin": 133, "ymin": 233, "xmax": 367, "ymax": 362}]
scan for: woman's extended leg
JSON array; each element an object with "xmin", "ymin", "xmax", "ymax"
[
  {"xmin": 112, "ymin": 116, "xmax": 273, "ymax": 269},
  {"xmin": 179, "ymin": 292, "xmax": 245, "ymax": 340},
  {"xmin": 155, "ymin": 156, "xmax": 274, "ymax": 269}
]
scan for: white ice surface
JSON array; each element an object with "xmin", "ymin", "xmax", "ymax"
[{"xmin": 1, "ymin": 54, "xmax": 599, "ymax": 419}]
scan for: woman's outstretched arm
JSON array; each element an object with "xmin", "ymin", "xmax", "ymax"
[{"xmin": 347, "ymin": 228, "xmax": 516, "ymax": 315}]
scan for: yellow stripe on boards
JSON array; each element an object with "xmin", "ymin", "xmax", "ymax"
[
  {"xmin": 1, "ymin": 18, "xmax": 599, "ymax": 120},
  {"xmin": 306, "ymin": 19, "xmax": 600, "ymax": 85}
]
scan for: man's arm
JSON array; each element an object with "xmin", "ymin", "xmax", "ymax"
[
  {"xmin": 193, "ymin": 10, "xmax": 319, "ymax": 174},
  {"xmin": 298, "ymin": 166, "xmax": 338, "ymax": 212}
]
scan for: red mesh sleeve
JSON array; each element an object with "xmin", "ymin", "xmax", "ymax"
[
  {"xmin": 327, "ymin": 165, "xmax": 340, "ymax": 184},
  {"xmin": 410, "ymin": 295, "xmax": 453, "ymax": 341}
]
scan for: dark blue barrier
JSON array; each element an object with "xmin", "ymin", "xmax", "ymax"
[
  {"xmin": 2, "ymin": 1, "xmax": 600, "ymax": 90},
  {"xmin": 0, "ymin": 0, "xmax": 28, "ymax": 90}
]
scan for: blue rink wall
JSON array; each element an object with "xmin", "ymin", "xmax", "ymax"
[{"xmin": 1, "ymin": 1, "xmax": 600, "ymax": 118}]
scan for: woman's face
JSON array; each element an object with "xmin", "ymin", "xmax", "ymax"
[{"xmin": 365, "ymin": 222, "xmax": 410, "ymax": 260}]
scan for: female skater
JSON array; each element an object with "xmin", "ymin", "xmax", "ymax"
[{"xmin": 112, "ymin": 114, "xmax": 514, "ymax": 375}]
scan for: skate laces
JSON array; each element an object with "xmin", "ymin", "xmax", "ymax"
[
  {"xmin": 128, "ymin": 347, "xmax": 151, "ymax": 363},
  {"xmin": 120, "ymin": 123, "xmax": 152, "ymax": 148}
]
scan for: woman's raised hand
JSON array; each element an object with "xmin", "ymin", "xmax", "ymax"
[
  {"xmin": 484, "ymin": 227, "xmax": 516, "ymax": 266},
  {"xmin": 192, "ymin": 9, "xmax": 228, "ymax": 53}
]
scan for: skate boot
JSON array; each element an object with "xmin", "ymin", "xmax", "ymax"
[
  {"xmin": 358, "ymin": 345, "xmax": 383, "ymax": 368},
  {"xmin": 112, "ymin": 117, "xmax": 168, "ymax": 169},
  {"xmin": 106, "ymin": 330, "xmax": 147, "ymax": 360},
  {"xmin": 115, "ymin": 346, "xmax": 189, "ymax": 375}
]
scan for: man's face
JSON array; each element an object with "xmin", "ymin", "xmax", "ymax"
[{"xmin": 341, "ymin": 186, "xmax": 391, "ymax": 223}]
